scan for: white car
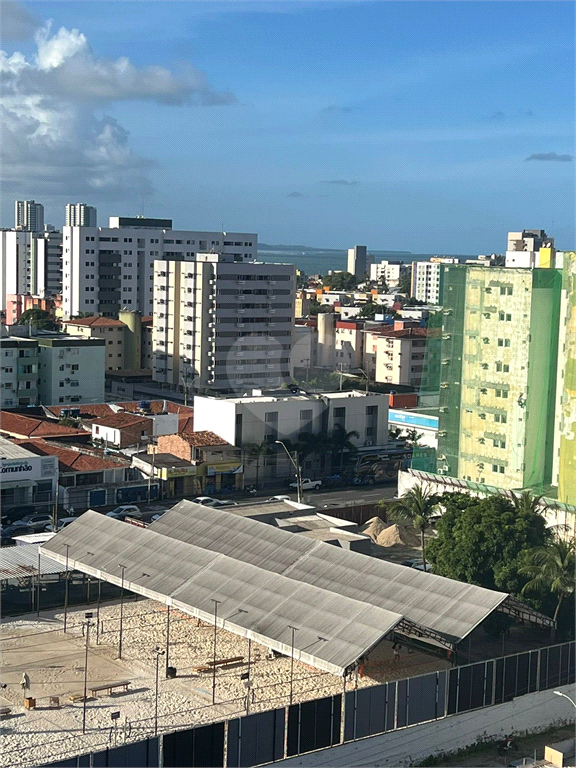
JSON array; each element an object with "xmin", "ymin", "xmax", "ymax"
[
  {"xmin": 106, "ymin": 505, "xmax": 142, "ymax": 520},
  {"xmin": 268, "ymin": 495, "xmax": 292, "ymax": 502},
  {"xmin": 150, "ymin": 512, "xmax": 166, "ymax": 522},
  {"xmin": 191, "ymin": 497, "xmax": 218, "ymax": 506},
  {"xmin": 45, "ymin": 517, "xmax": 78, "ymax": 532},
  {"xmin": 289, "ymin": 478, "xmax": 322, "ymax": 491}
]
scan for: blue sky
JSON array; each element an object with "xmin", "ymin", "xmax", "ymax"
[{"xmin": 1, "ymin": 0, "xmax": 574, "ymax": 253}]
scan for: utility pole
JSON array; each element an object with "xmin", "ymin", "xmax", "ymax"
[
  {"xmin": 211, "ymin": 599, "xmax": 221, "ymax": 704},
  {"xmin": 275, "ymin": 441, "xmax": 303, "ymax": 503},
  {"xmin": 82, "ymin": 612, "xmax": 94, "ymax": 733},
  {"xmin": 153, "ymin": 646, "xmax": 165, "ymax": 736}
]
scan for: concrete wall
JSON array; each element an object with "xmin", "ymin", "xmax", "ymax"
[{"xmin": 268, "ymin": 685, "xmax": 574, "ymax": 767}]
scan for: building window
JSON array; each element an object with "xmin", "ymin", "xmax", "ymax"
[{"xmin": 300, "ymin": 409, "xmax": 313, "ymax": 421}]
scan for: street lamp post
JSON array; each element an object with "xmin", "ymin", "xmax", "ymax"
[
  {"xmin": 118, "ymin": 564, "xmax": 127, "ymax": 659},
  {"xmin": 553, "ymin": 690, "xmax": 576, "ymax": 708},
  {"xmin": 63, "ymin": 544, "xmax": 70, "ymax": 633},
  {"xmin": 356, "ymin": 368, "xmax": 370, "ymax": 394},
  {"xmin": 275, "ymin": 440, "xmax": 303, "ymax": 504},
  {"xmin": 82, "ymin": 612, "xmax": 94, "ymax": 733},
  {"xmin": 211, "ymin": 599, "xmax": 221, "ymax": 704},
  {"xmin": 288, "ymin": 625, "xmax": 298, "ymax": 705},
  {"xmin": 153, "ymin": 646, "xmax": 166, "ymax": 736}
]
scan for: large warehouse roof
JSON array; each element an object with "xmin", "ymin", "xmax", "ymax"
[
  {"xmin": 149, "ymin": 501, "xmax": 509, "ymax": 646},
  {"xmin": 40, "ymin": 511, "xmax": 402, "ymax": 676}
]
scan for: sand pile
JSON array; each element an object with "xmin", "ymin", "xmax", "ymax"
[
  {"xmin": 376, "ymin": 523, "xmax": 420, "ymax": 548},
  {"xmin": 360, "ymin": 516, "xmax": 387, "ymax": 542}
]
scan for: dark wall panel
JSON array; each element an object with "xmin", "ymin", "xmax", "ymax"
[
  {"xmin": 503, "ymin": 656, "xmax": 517, "ymax": 702},
  {"xmin": 287, "ymin": 704, "xmax": 299, "ymax": 757},
  {"xmin": 528, "ymin": 651, "xmax": 538, "ymax": 694},
  {"xmin": 516, "ymin": 653, "xmax": 529, "ymax": 697},
  {"xmin": 407, "ymin": 674, "xmax": 438, "ymax": 725},
  {"xmin": 396, "ymin": 679, "xmax": 408, "ymax": 728},
  {"xmin": 457, "ymin": 665, "xmax": 472, "ymax": 713},
  {"xmin": 559, "ymin": 644, "xmax": 570, "ymax": 686},
  {"xmin": 568, "ymin": 642, "xmax": 575, "ymax": 684},
  {"xmin": 494, "ymin": 658, "xmax": 504, "ymax": 705},
  {"xmin": 469, "ymin": 663, "xmax": 486, "ymax": 710},
  {"xmin": 287, "ymin": 696, "xmax": 341, "ymax": 757},
  {"xmin": 436, "ymin": 671, "xmax": 447, "ymax": 719},
  {"xmin": 447, "ymin": 668, "xmax": 458, "ymax": 714},
  {"xmin": 484, "ymin": 660, "xmax": 494, "ymax": 706},
  {"xmin": 546, "ymin": 646, "xmax": 561, "ymax": 690},
  {"xmin": 385, "ymin": 682, "xmax": 397, "ymax": 732},
  {"xmin": 163, "ymin": 722, "xmax": 224, "ymax": 768},
  {"xmin": 227, "ymin": 709, "xmax": 285, "ymax": 767}
]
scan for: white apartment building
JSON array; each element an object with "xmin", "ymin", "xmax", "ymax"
[
  {"xmin": 0, "ymin": 436, "xmax": 58, "ymax": 514},
  {"xmin": 0, "ymin": 335, "xmax": 39, "ymax": 408},
  {"xmin": 410, "ymin": 258, "xmax": 458, "ymax": 304},
  {"xmin": 61, "ymin": 217, "xmax": 258, "ymax": 319},
  {"xmin": 15, "ymin": 200, "xmax": 44, "ymax": 232},
  {"xmin": 364, "ymin": 322, "xmax": 429, "ymax": 387},
  {"xmin": 194, "ymin": 389, "xmax": 389, "ymax": 480},
  {"xmin": 505, "ymin": 229, "xmax": 555, "ymax": 268},
  {"xmin": 0, "ymin": 229, "xmax": 62, "ymax": 309},
  {"xmin": 36, "ymin": 336, "xmax": 105, "ymax": 406},
  {"xmin": 153, "ymin": 257, "xmax": 295, "ymax": 393},
  {"xmin": 369, "ymin": 260, "xmax": 409, "ymax": 287},
  {"xmin": 65, "ymin": 203, "xmax": 97, "ymax": 227}
]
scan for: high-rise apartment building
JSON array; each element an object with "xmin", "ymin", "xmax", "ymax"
[
  {"xmin": 369, "ymin": 259, "xmax": 409, "ymax": 289},
  {"xmin": 0, "ymin": 229, "xmax": 62, "ymax": 309},
  {"xmin": 410, "ymin": 258, "xmax": 459, "ymax": 304},
  {"xmin": 437, "ymin": 264, "xmax": 562, "ymax": 491},
  {"xmin": 15, "ymin": 200, "xmax": 44, "ymax": 232},
  {"xmin": 61, "ymin": 218, "xmax": 258, "ymax": 318},
  {"xmin": 347, "ymin": 245, "xmax": 367, "ymax": 279},
  {"xmin": 153, "ymin": 257, "xmax": 295, "ymax": 393},
  {"xmin": 65, "ymin": 203, "xmax": 97, "ymax": 227}
]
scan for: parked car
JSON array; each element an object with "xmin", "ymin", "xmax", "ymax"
[
  {"xmin": 1, "ymin": 506, "xmax": 37, "ymax": 526},
  {"xmin": 150, "ymin": 512, "xmax": 165, "ymax": 522},
  {"xmin": 211, "ymin": 500, "xmax": 239, "ymax": 507},
  {"xmin": 191, "ymin": 497, "xmax": 219, "ymax": 506},
  {"xmin": 16, "ymin": 514, "xmax": 53, "ymax": 532},
  {"xmin": 289, "ymin": 478, "xmax": 322, "ymax": 491},
  {"xmin": 268, "ymin": 495, "xmax": 292, "ymax": 502},
  {"xmin": 106, "ymin": 505, "xmax": 142, "ymax": 520},
  {"xmin": 44, "ymin": 517, "xmax": 78, "ymax": 532},
  {"xmin": 1, "ymin": 523, "xmax": 36, "ymax": 540}
]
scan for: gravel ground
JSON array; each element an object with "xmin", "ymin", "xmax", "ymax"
[{"xmin": 0, "ymin": 599, "xmax": 448, "ymax": 767}]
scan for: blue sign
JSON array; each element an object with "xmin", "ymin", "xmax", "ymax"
[{"xmin": 389, "ymin": 409, "xmax": 438, "ymax": 430}]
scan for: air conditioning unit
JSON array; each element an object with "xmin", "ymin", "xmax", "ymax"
[
  {"xmin": 439, "ymin": 406, "xmax": 448, "ymax": 413},
  {"xmin": 440, "ymin": 382, "xmax": 450, "ymax": 389},
  {"xmin": 437, "ymin": 454, "xmax": 446, "ymax": 461},
  {"xmin": 438, "ymin": 430, "xmax": 447, "ymax": 437},
  {"xmin": 364, "ymin": 440, "xmax": 373, "ymax": 447},
  {"xmin": 477, "ymin": 463, "xmax": 484, "ymax": 470},
  {"xmin": 483, "ymin": 313, "xmax": 491, "ymax": 318},
  {"xmin": 442, "ymin": 333, "xmax": 452, "ymax": 340}
]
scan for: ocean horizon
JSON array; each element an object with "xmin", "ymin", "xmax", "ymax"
[{"xmin": 257, "ymin": 243, "xmax": 476, "ymax": 275}]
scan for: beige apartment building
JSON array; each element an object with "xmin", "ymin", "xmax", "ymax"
[{"xmin": 364, "ymin": 322, "xmax": 429, "ymax": 387}]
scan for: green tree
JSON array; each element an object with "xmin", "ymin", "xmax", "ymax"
[
  {"xmin": 18, "ymin": 308, "xmax": 58, "ymax": 331},
  {"xmin": 331, "ymin": 424, "xmax": 360, "ymax": 472},
  {"xmin": 397, "ymin": 272, "xmax": 412, "ymax": 296},
  {"xmin": 358, "ymin": 302, "xmax": 378, "ymax": 320},
  {"xmin": 520, "ymin": 535, "xmax": 575, "ymax": 624},
  {"xmin": 322, "ymin": 271, "xmax": 359, "ymax": 291},
  {"xmin": 383, "ymin": 485, "xmax": 439, "ymax": 570},
  {"xmin": 425, "ymin": 493, "xmax": 549, "ymax": 591},
  {"xmin": 242, "ymin": 441, "xmax": 273, "ymax": 489}
]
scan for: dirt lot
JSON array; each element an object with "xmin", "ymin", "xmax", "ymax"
[{"xmin": 0, "ymin": 598, "xmax": 448, "ymax": 768}]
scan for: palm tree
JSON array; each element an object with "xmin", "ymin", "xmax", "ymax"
[
  {"xmin": 385, "ymin": 485, "xmax": 439, "ymax": 570},
  {"xmin": 512, "ymin": 490, "xmax": 543, "ymax": 515},
  {"xmin": 520, "ymin": 536, "xmax": 575, "ymax": 624},
  {"xmin": 331, "ymin": 424, "xmax": 360, "ymax": 473},
  {"xmin": 242, "ymin": 441, "xmax": 273, "ymax": 489}
]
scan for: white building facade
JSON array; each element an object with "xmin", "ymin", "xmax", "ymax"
[
  {"xmin": 0, "ymin": 229, "xmax": 62, "ymax": 309},
  {"xmin": 369, "ymin": 260, "xmax": 409, "ymax": 288},
  {"xmin": 61, "ymin": 218, "xmax": 258, "ymax": 319},
  {"xmin": 15, "ymin": 200, "xmax": 44, "ymax": 232},
  {"xmin": 65, "ymin": 203, "xmax": 97, "ymax": 227},
  {"xmin": 0, "ymin": 436, "xmax": 58, "ymax": 513},
  {"xmin": 410, "ymin": 259, "xmax": 458, "ymax": 305},
  {"xmin": 194, "ymin": 389, "xmax": 389, "ymax": 480}
]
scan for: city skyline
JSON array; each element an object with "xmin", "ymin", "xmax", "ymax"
[{"xmin": 1, "ymin": 0, "xmax": 574, "ymax": 253}]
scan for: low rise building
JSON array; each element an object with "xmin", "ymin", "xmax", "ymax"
[
  {"xmin": 364, "ymin": 322, "xmax": 430, "ymax": 387},
  {"xmin": 194, "ymin": 389, "xmax": 389, "ymax": 482},
  {"xmin": 0, "ymin": 435, "xmax": 58, "ymax": 515},
  {"xmin": 0, "ymin": 335, "xmax": 39, "ymax": 407},
  {"xmin": 369, "ymin": 260, "xmax": 409, "ymax": 287},
  {"xmin": 36, "ymin": 336, "xmax": 105, "ymax": 406}
]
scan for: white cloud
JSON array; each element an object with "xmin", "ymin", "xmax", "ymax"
[
  {"xmin": 0, "ymin": 19, "xmax": 235, "ymax": 203},
  {"xmin": 0, "ymin": 1, "xmax": 39, "ymax": 41}
]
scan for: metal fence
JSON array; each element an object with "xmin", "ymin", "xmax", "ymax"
[{"xmin": 38, "ymin": 640, "xmax": 575, "ymax": 768}]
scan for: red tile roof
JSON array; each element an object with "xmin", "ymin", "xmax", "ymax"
[
  {"xmin": 179, "ymin": 415, "xmax": 195, "ymax": 435},
  {"xmin": 46, "ymin": 400, "xmax": 194, "ymax": 421},
  {"xmin": 178, "ymin": 431, "xmax": 230, "ymax": 447},
  {"xmin": 65, "ymin": 316, "xmax": 125, "ymax": 327},
  {"xmin": 14, "ymin": 439, "xmax": 129, "ymax": 472},
  {"xmin": 0, "ymin": 411, "xmax": 87, "ymax": 439},
  {"xmin": 92, "ymin": 412, "xmax": 151, "ymax": 429},
  {"xmin": 118, "ymin": 401, "xmax": 194, "ymax": 416},
  {"xmin": 46, "ymin": 403, "xmax": 115, "ymax": 420},
  {"xmin": 366, "ymin": 327, "xmax": 435, "ymax": 339}
]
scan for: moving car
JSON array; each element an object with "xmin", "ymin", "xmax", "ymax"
[
  {"xmin": 289, "ymin": 478, "xmax": 322, "ymax": 491},
  {"xmin": 106, "ymin": 505, "xmax": 142, "ymax": 520}
]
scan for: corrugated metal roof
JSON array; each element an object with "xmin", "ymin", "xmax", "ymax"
[
  {"xmin": 40, "ymin": 512, "xmax": 403, "ymax": 676},
  {"xmin": 148, "ymin": 502, "xmax": 509, "ymax": 645},
  {"xmin": 0, "ymin": 543, "xmax": 64, "ymax": 579}
]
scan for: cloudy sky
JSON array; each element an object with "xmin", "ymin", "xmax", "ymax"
[{"xmin": 1, "ymin": 0, "xmax": 574, "ymax": 253}]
